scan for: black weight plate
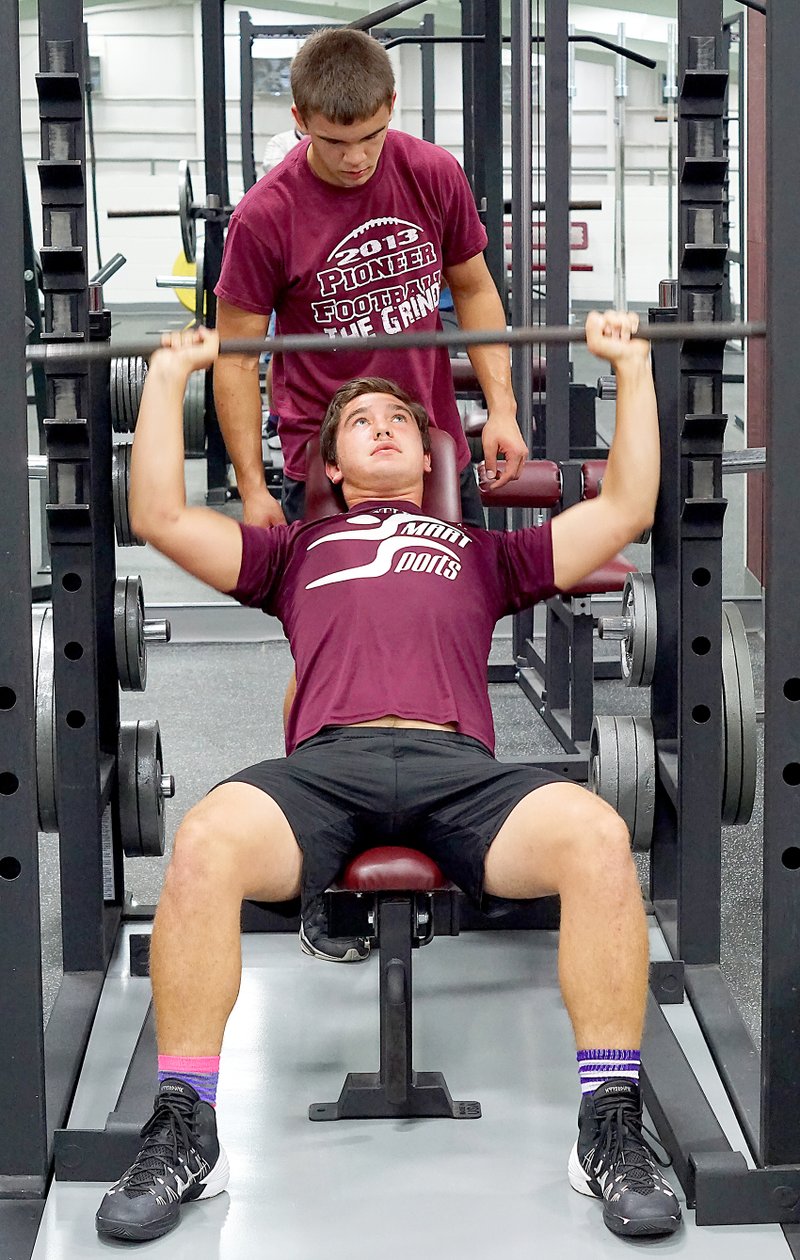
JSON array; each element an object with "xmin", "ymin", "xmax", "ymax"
[
  {"xmin": 136, "ymin": 719, "xmax": 166, "ymax": 857},
  {"xmin": 112, "ymin": 445, "xmax": 128, "ymax": 546},
  {"xmin": 630, "ymin": 717, "xmax": 655, "ymax": 851},
  {"xmin": 117, "ymin": 720, "xmax": 143, "ymax": 856},
  {"xmin": 722, "ymin": 604, "xmax": 757, "ymax": 825},
  {"xmin": 125, "ymin": 576, "xmax": 147, "ymax": 691},
  {"xmin": 179, "ymin": 159, "xmax": 196, "ymax": 264},
  {"xmin": 110, "ymin": 358, "xmax": 122, "ymax": 431},
  {"xmin": 590, "ymin": 716, "xmax": 620, "ymax": 815},
  {"xmin": 184, "ymin": 372, "xmax": 206, "ymax": 456},
  {"xmin": 113, "ymin": 576, "xmax": 133, "ymax": 689}
]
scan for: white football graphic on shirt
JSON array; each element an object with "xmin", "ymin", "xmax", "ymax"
[{"xmin": 326, "ymin": 217, "xmax": 421, "ymax": 262}]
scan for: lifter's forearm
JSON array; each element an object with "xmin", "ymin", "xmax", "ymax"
[
  {"xmin": 213, "ymin": 356, "xmax": 267, "ymax": 500},
  {"xmin": 129, "ymin": 360, "xmax": 190, "ymax": 535},
  {"xmin": 601, "ymin": 358, "xmax": 660, "ymax": 529}
]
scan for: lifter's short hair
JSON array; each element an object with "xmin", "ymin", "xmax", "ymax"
[
  {"xmin": 320, "ymin": 377, "xmax": 432, "ymax": 466},
  {"xmin": 291, "ymin": 28, "xmax": 395, "ymax": 125}
]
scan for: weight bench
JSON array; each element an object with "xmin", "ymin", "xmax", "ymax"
[{"xmin": 308, "ymin": 848, "xmax": 481, "ymax": 1122}]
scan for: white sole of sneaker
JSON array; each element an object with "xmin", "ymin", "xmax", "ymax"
[
  {"xmin": 298, "ymin": 926, "xmax": 370, "ymax": 964},
  {"xmin": 567, "ymin": 1140, "xmax": 599, "ymax": 1198}
]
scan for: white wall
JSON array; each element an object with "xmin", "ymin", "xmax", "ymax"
[{"xmin": 19, "ymin": 3, "xmax": 735, "ymax": 310}]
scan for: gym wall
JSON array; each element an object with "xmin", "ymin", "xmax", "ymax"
[{"xmin": 17, "ymin": 2, "xmax": 739, "ymax": 310}]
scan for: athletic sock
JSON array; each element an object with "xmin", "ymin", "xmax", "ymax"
[
  {"xmin": 577, "ymin": 1048, "xmax": 641, "ymax": 1095},
  {"xmin": 157, "ymin": 1054, "xmax": 220, "ymax": 1107}
]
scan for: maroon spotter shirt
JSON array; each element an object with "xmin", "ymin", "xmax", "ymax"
[
  {"xmin": 215, "ymin": 130, "xmax": 488, "ymax": 480},
  {"xmin": 228, "ymin": 502, "xmax": 557, "ymax": 754}
]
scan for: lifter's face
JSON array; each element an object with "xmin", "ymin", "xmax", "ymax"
[
  {"xmin": 326, "ymin": 392, "xmax": 431, "ymax": 505},
  {"xmin": 292, "ymin": 101, "xmax": 394, "ymax": 188}
]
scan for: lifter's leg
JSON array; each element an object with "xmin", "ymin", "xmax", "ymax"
[
  {"xmin": 484, "ymin": 783, "xmax": 680, "ymax": 1239},
  {"xmin": 152, "ymin": 782, "xmax": 302, "ymax": 1054},
  {"xmin": 96, "ymin": 783, "xmax": 302, "ymax": 1244},
  {"xmin": 484, "ymin": 783, "xmax": 647, "ymax": 1047}
]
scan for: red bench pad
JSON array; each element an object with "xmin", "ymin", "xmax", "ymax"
[
  {"xmin": 479, "ymin": 460, "xmax": 562, "ymax": 508},
  {"xmin": 338, "ymin": 846, "xmax": 450, "ymax": 892}
]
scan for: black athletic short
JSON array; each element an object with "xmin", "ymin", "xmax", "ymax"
[
  {"xmin": 281, "ymin": 463, "xmax": 486, "ymax": 529},
  {"xmin": 219, "ymin": 727, "xmax": 568, "ymax": 915}
]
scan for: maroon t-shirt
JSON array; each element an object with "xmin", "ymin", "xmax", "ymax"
[
  {"xmin": 215, "ymin": 131, "xmax": 487, "ymax": 480},
  {"xmin": 228, "ymin": 502, "xmax": 557, "ymax": 754}
]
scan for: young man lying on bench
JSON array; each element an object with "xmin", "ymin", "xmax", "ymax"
[{"xmin": 96, "ymin": 311, "xmax": 680, "ymax": 1245}]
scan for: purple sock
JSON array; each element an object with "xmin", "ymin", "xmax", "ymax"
[
  {"xmin": 158, "ymin": 1054, "xmax": 220, "ymax": 1107},
  {"xmin": 577, "ymin": 1048, "xmax": 641, "ymax": 1095}
]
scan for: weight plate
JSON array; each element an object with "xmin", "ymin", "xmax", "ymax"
[
  {"xmin": 629, "ymin": 717, "xmax": 656, "ymax": 851},
  {"xmin": 621, "ymin": 572, "xmax": 657, "ymax": 688},
  {"xmin": 122, "ymin": 357, "xmax": 133, "ymax": 430},
  {"xmin": 112, "ymin": 444, "xmax": 130, "ymax": 545},
  {"xmin": 131, "ymin": 356, "xmax": 147, "ymax": 429},
  {"xmin": 112, "ymin": 444, "xmax": 143, "ymax": 547},
  {"xmin": 179, "ymin": 159, "xmax": 196, "ymax": 264},
  {"xmin": 118, "ymin": 719, "xmax": 167, "ymax": 858},
  {"xmin": 721, "ymin": 603, "xmax": 757, "ymax": 825},
  {"xmin": 117, "ymin": 720, "xmax": 141, "ymax": 856},
  {"xmin": 590, "ymin": 715, "xmax": 620, "ymax": 814},
  {"xmin": 590, "ymin": 714, "xmax": 655, "ymax": 851},
  {"xmin": 33, "ymin": 606, "xmax": 58, "ymax": 832},
  {"xmin": 183, "ymin": 371, "xmax": 206, "ymax": 456},
  {"xmin": 114, "ymin": 575, "xmax": 147, "ymax": 691},
  {"xmin": 110, "ymin": 358, "xmax": 122, "ymax": 432}
]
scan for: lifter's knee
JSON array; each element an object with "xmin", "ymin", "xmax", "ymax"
[
  {"xmin": 165, "ymin": 813, "xmax": 243, "ymax": 901},
  {"xmin": 560, "ymin": 796, "xmax": 639, "ymax": 900}
]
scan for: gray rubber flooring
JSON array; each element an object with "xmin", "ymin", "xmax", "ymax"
[{"xmin": 35, "ymin": 923, "xmax": 789, "ymax": 1259}]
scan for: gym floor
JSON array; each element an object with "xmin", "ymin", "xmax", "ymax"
[{"xmin": 28, "ymin": 307, "xmax": 775, "ymax": 1256}]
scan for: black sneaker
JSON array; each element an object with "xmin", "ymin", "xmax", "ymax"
[
  {"xmin": 299, "ymin": 893, "xmax": 370, "ymax": 963},
  {"xmin": 568, "ymin": 1078, "xmax": 682, "ymax": 1238},
  {"xmin": 95, "ymin": 1078, "xmax": 229, "ymax": 1242}
]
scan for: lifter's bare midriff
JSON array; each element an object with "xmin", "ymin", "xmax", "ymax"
[{"xmin": 347, "ymin": 716, "xmax": 458, "ymax": 732}]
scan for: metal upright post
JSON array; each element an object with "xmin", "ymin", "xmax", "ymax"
[
  {"xmin": 460, "ymin": 0, "xmax": 482, "ymax": 206},
  {"xmin": 544, "ymin": 0, "xmax": 570, "ymax": 461},
  {"xmin": 421, "ymin": 13, "xmax": 435, "ymax": 143},
  {"xmin": 38, "ymin": 0, "xmax": 122, "ymax": 970},
  {"xmin": 0, "ymin": 0, "xmax": 48, "ymax": 1200},
  {"xmin": 201, "ymin": 0, "xmax": 230, "ymax": 501},
  {"xmin": 613, "ymin": 24, "xmax": 628, "ymax": 311},
  {"xmin": 482, "ymin": 2, "xmax": 505, "ymax": 296},
  {"xmin": 240, "ymin": 10, "xmax": 257, "ymax": 192},
  {"xmin": 542, "ymin": 0, "xmax": 571, "ymax": 711},
  {"xmin": 673, "ymin": 0, "xmax": 728, "ymax": 964},
  {"xmin": 760, "ymin": 0, "xmax": 800, "ymax": 1169},
  {"xmin": 510, "ymin": 0, "xmax": 533, "ymax": 446},
  {"xmin": 666, "ymin": 23, "xmax": 678, "ymax": 278}
]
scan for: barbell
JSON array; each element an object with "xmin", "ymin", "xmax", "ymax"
[{"xmin": 26, "ymin": 319, "xmax": 767, "ymax": 366}]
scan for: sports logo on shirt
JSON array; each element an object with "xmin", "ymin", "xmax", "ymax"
[
  {"xmin": 304, "ymin": 510, "xmax": 471, "ymax": 589},
  {"xmin": 312, "ymin": 217, "xmax": 442, "ymax": 339}
]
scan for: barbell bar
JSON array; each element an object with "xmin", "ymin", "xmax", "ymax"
[{"xmin": 26, "ymin": 319, "xmax": 767, "ymax": 366}]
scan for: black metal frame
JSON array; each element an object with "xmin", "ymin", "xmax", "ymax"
[
  {"xmin": 200, "ymin": 0, "xmax": 230, "ymax": 503},
  {"xmin": 636, "ymin": 0, "xmax": 800, "ymax": 1234},
  {"xmin": 0, "ymin": 1, "xmax": 130, "ymax": 1254}
]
